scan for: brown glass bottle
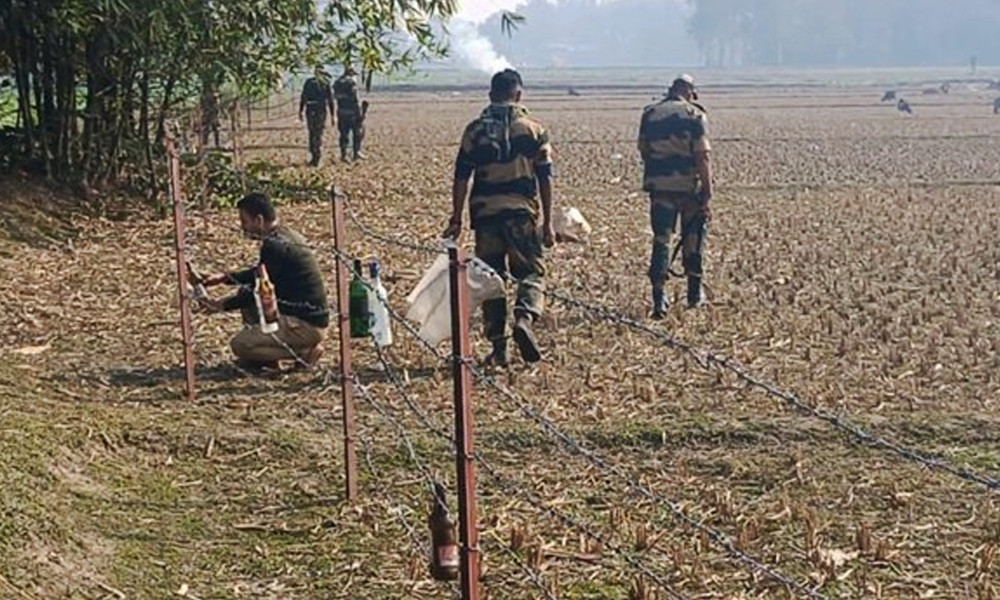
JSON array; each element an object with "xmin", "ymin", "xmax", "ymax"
[
  {"xmin": 428, "ymin": 482, "xmax": 459, "ymax": 581},
  {"xmin": 255, "ymin": 264, "xmax": 279, "ymax": 333}
]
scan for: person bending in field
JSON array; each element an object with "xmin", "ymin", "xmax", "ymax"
[
  {"xmin": 443, "ymin": 69, "xmax": 556, "ymax": 367},
  {"xmin": 638, "ymin": 74, "xmax": 714, "ymax": 317},
  {"xmin": 192, "ymin": 193, "xmax": 329, "ymax": 371}
]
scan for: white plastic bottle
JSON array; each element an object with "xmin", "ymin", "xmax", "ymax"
[{"xmin": 368, "ymin": 259, "xmax": 393, "ymax": 347}]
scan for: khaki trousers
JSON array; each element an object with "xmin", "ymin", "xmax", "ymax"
[{"xmin": 231, "ymin": 312, "xmax": 325, "ymax": 363}]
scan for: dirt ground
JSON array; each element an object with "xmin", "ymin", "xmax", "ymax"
[{"xmin": 3, "ymin": 74, "xmax": 1000, "ymax": 599}]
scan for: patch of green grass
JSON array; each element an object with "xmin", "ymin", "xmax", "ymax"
[
  {"xmin": 268, "ymin": 429, "xmax": 305, "ymax": 459},
  {"xmin": 562, "ymin": 580, "xmax": 629, "ymax": 600}
]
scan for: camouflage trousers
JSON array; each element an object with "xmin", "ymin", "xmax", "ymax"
[
  {"xmin": 474, "ymin": 213, "xmax": 546, "ymax": 343},
  {"xmin": 337, "ymin": 111, "xmax": 365, "ymax": 156},
  {"xmin": 306, "ymin": 107, "xmax": 326, "ymax": 162},
  {"xmin": 648, "ymin": 192, "xmax": 709, "ymax": 286}
]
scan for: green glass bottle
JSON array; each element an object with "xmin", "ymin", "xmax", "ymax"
[{"xmin": 349, "ymin": 258, "xmax": 372, "ymax": 338}]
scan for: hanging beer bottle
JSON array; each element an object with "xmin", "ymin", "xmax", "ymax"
[
  {"xmin": 428, "ymin": 482, "xmax": 459, "ymax": 581},
  {"xmin": 255, "ymin": 264, "xmax": 280, "ymax": 333},
  {"xmin": 349, "ymin": 258, "xmax": 372, "ymax": 338}
]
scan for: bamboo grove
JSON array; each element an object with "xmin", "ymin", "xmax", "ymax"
[{"xmin": 0, "ymin": 0, "xmax": 458, "ymax": 196}]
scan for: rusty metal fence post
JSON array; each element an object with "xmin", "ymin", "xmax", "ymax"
[
  {"xmin": 448, "ymin": 246, "xmax": 481, "ymax": 600},
  {"xmin": 331, "ymin": 186, "xmax": 359, "ymax": 502},
  {"xmin": 164, "ymin": 130, "xmax": 196, "ymax": 403}
]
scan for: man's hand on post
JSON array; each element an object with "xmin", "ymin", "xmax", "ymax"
[
  {"xmin": 202, "ymin": 273, "xmax": 228, "ymax": 288},
  {"xmin": 194, "ymin": 296, "xmax": 223, "ymax": 315}
]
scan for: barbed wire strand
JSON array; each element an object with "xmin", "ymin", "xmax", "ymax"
[
  {"xmin": 369, "ymin": 342, "xmax": 560, "ymax": 599},
  {"xmin": 545, "ymin": 289, "xmax": 1000, "ymax": 492},
  {"xmin": 466, "ymin": 360, "xmax": 826, "ymax": 600},
  {"xmin": 358, "ymin": 431, "xmax": 463, "ymax": 600},
  {"xmin": 351, "ymin": 370, "xmax": 466, "ymax": 600},
  {"xmin": 372, "ymin": 342, "xmax": 686, "ymax": 600}
]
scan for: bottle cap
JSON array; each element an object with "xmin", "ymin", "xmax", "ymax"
[{"xmin": 369, "ymin": 259, "xmax": 380, "ymax": 279}]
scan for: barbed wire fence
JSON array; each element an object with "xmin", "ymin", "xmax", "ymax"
[
  {"xmin": 325, "ymin": 241, "xmax": 825, "ymax": 600},
  {"xmin": 164, "ymin": 130, "xmax": 1000, "ymax": 598},
  {"xmin": 339, "ymin": 195, "xmax": 1000, "ymax": 494}
]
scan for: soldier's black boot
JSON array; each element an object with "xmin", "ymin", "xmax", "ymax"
[
  {"xmin": 512, "ymin": 313, "xmax": 541, "ymax": 364},
  {"xmin": 483, "ymin": 339, "xmax": 508, "ymax": 368},
  {"xmin": 651, "ymin": 285, "xmax": 668, "ymax": 319},
  {"xmin": 686, "ymin": 276, "xmax": 703, "ymax": 308}
]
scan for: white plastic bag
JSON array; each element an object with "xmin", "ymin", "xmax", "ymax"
[
  {"xmin": 405, "ymin": 254, "xmax": 505, "ymax": 346},
  {"xmin": 553, "ymin": 206, "xmax": 592, "ymax": 243}
]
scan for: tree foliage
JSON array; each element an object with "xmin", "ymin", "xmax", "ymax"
[{"xmin": 0, "ymin": 0, "xmax": 458, "ymax": 197}]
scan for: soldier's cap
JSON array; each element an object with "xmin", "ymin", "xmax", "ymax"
[
  {"xmin": 344, "ymin": 65, "xmax": 358, "ymax": 76},
  {"xmin": 670, "ymin": 73, "xmax": 698, "ymax": 99},
  {"xmin": 314, "ymin": 65, "xmax": 329, "ymax": 77}
]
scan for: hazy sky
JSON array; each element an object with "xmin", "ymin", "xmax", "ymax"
[{"xmin": 457, "ymin": 0, "xmax": 532, "ymax": 23}]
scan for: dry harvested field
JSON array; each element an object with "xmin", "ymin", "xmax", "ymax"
[{"xmin": 3, "ymin": 72, "xmax": 1000, "ymax": 599}]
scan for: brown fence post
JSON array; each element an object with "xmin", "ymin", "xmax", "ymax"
[
  {"xmin": 331, "ymin": 185, "xmax": 358, "ymax": 502},
  {"xmin": 164, "ymin": 130, "xmax": 196, "ymax": 403},
  {"xmin": 448, "ymin": 246, "xmax": 480, "ymax": 600}
]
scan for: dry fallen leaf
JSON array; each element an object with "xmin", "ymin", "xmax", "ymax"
[{"xmin": 14, "ymin": 344, "xmax": 51, "ymax": 355}]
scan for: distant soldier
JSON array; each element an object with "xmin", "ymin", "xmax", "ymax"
[
  {"xmin": 199, "ymin": 86, "xmax": 221, "ymax": 148},
  {"xmin": 298, "ymin": 66, "xmax": 334, "ymax": 167},
  {"xmin": 897, "ymin": 98, "xmax": 913, "ymax": 114},
  {"xmin": 994, "ymin": 96, "xmax": 1000, "ymax": 114},
  {"xmin": 881, "ymin": 90, "xmax": 896, "ymax": 102},
  {"xmin": 638, "ymin": 74, "xmax": 713, "ymax": 317},
  {"xmin": 443, "ymin": 69, "xmax": 556, "ymax": 367},
  {"xmin": 333, "ymin": 66, "xmax": 367, "ymax": 161}
]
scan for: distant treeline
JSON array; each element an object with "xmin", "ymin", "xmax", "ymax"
[{"xmin": 482, "ymin": 0, "xmax": 1000, "ymax": 68}]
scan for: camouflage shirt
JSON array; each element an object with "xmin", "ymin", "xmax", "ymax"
[
  {"xmin": 638, "ymin": 96, "xmax": 710, "ymax": 194},
  {"xmin": 455, "ymin": 103, "xmax": 553, "ymax": 227},
  {"xmin": 333, "ymin": 75, "xmax": 360, "ymax": 114}
]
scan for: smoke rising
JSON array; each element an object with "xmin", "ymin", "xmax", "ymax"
[{"xmin": 449, "ymin": 19, "xmax": 513, "ymax": 74}]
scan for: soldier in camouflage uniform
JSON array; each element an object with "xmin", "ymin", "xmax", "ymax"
[
  {"xmin": 333, "ymin": 66, "xmax": 366, "ymax": 161},
  {"xmin": 444, "ymin": 69, "xmax": 556, "ymax": 367},
  {"xmin": 298, "ymin": 66, "xmax": 335, "ymax": 166},
  {"xmin": 638, "ymin": 74, "xmax": 714, "ymax": 317}
]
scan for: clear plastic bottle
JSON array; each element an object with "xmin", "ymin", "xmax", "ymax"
[{"xmin": 368, "ymin": 259, "xmax": 393, "ymax": 347}]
